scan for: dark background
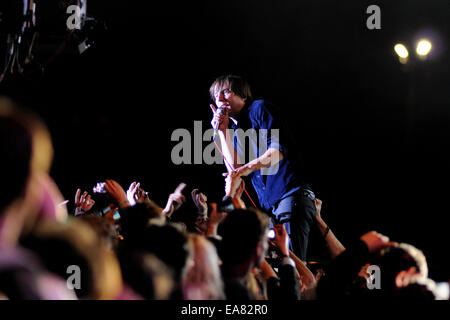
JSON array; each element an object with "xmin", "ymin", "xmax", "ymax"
[{"xmin": 1, "ymin": 1, "xmax": 449, "ymax": 281}]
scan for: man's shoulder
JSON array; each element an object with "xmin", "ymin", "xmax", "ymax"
[
  {"xmin": 248, "ymin": 99, "xmax": 272, "ymax": 117},
  {"xmin": 248, "ymin": 99, "xmax": 266, "ymax": 111}
]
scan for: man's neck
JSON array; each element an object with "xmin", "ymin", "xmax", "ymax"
[{"xmin": 230, "ymin": 101, "xmax": 247, "ymax": 118}]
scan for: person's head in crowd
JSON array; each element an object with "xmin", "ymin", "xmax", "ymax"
[
  {"xmin": 373, "ymin": 242, "xmax": 434, "ymax": 298},
  {"xmin": 394, "ymin": 273, "xmax": 438, "ymax": 299},
  {"xmin": 182, "ymin": 234, "xmax": 225, "ymax": 300},
  {"xmin": 0, "ymin": 246, "xmax": 77, "ymax": 299},
  {"xmin": 77, "ymin": 214, "xmax": 120, "ymax": 252},
  {"xmin": 118, "ymin": 251, "xmax": 175, "ymax": 300},
  {"xmin": 20, "ymin": 218, "xmax": 122, "ymax": 299},
  {"xmin": 137, "ymin": 223, "xmax": 193, "ymax": 285},
  {"xmin": 219, "ymin": 208, "xmax": 269, "ymax": 275},
  {"xmin": 169, "ymin": 197, "xmax": 202, "ymax": 234},
  {"xmin": 117, "ymin": 201, "xmax": 164, "ymax": 241},
  {"xmin": 193, "ymin": 215, "xmax": 209, "ymax": 235},
  {"xmin": 0, "ymin": 97, "xmax": 67, "ymax": 245}
]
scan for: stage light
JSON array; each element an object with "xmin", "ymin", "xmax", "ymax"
[
  {"xmin": 394, "ymin": 43, "xmax": 409, "ymax": 64},
  {"xmin": 394, "ymin": 44, "xmax": 409, "ymax": 58},
  {"xmin": 416, "ymin": 39, "xmax": 432, "ymax": 56}
]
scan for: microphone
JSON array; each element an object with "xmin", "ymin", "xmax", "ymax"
[{"xmin": 213, "ymin": 107, "xmax": 227, "ymax": 133}]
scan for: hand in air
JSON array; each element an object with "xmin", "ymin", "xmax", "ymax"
[
  {"xmin": 127, "ymin": 181, "xmax": 149, "ymax": 206},
  {"xmin": 163, "ymin": 182, "xmax": 187, "ymax": 216},
  {"xmin": 191, "ymin": 189, "xmax": 208, "ymax": 216},
  {"xmin": 74, "ymin": 189, "xmax": 95, "ymax": 216}
]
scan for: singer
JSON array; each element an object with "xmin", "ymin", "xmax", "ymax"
[{"xmin": 209, "ymin": 75, "xmax": 317, "ymax": 261}]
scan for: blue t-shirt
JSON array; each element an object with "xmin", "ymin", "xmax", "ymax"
[{"xmin": 230, "ymin": 99, "xmax": 300, "ymax": 211}]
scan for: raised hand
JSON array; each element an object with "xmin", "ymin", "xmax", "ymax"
[
  {"xmin": 313, "ymin": 198, "xmax": 322, "ymax": 219},
  {"xmin": 104, "ymin": 179, "xmax": 128, "ymax": 207},
  {"xmin": 127, "ymin": 182, "xmax": 139, "ymax": 206},
  {"xmin": 162, "ymin": 183, "xmax": 187, "ymax": 216},
  {"xmin": 191, "ymin": 189, "xmax": 208, "ymax": 216},
  {"xmin": 205, "ymin": 202, "xmax": 228, "ymax": 237},
  {"xmin": 273, "ymin": 224, "xmax": 290, "ymax": 256},
  {"xmin": 74, "ymin": 188, "xmax": 95, "ymax": 216},
  {"xmin": 208, "ymin": 202, "xmax": 227, "ymax": 226},
  {"xmin": 127, "ymin": 181, "xmax": 149, "ymax": 206},
  {"xmin": 224, "ymin": 170, "xmax": 243, "ymax": 198}
]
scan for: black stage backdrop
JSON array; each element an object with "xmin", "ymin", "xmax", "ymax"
[{"xmin": 1, "ymin": 1, "xmax": 449, "ymax": 281}]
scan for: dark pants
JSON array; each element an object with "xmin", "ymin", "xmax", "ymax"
[{"xmin": 269, "ymin": 187, "xmax": 316, "ymax": 261}]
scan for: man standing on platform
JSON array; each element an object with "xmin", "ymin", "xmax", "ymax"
[{"xmin": 209, "ymin": 74, "xmax": 317, "ymax": 261}]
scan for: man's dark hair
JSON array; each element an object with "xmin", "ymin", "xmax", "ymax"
[
  {"xmin": 209, "ymin": 75, "xmax": 252, "ymax": 102},
  {"xmin": 218, "ymin": 208, "xmax": 268, "ymax": 265}
]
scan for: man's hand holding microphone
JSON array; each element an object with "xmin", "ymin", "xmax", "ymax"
[{"xmin": 210, "ymin": 104, "xmax": 229, "ymax": 134}]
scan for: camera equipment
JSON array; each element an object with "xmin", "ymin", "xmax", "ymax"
[
  {"xmin": 267, "ymin": 228, "xmax": 276, "ymax": 239},
  {"xmin": 0, "ymin": 0, "xmax": 105, "ymax": 83},
  {"xmin": 218, "ymin": 196, "xmax": 235, "ymax": 213},
  {"xmin": 112, "ymin": 209, "xmax": 121, "ymax": 221},
  {"xmin": 93, "ymin": 182, "xmax": 106, "ymax": 193},
  {"xmin": 101, "ymin": 203, "xmax": 121, "ymax": 222}
]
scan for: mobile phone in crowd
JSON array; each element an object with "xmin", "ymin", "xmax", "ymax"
[
  {"xmin": 93, "ymin": 182, "xmax": 107, "ymax": 193},
  {"xmin": 102, "ymin": 204, "xmax": 121, "ymax": 221},
  {"xmin": 218, "ymin": 196, "xmax": 235, "ymax": 213}
]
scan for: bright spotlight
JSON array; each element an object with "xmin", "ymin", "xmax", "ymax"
[
  {"xmin": 416, "ymin": 39, "xmax": 432, "ymax": 56},
  {"xmin": 394, "ymin": 44, "xmax": 409, "ymax": 58}
]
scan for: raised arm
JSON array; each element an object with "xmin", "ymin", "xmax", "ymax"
[
  {"xmin": 288, "ymin": 249, "xmax": 317, "ymax": 292},
  {"xmin": 162, "ymin": 182, "xmax": 187, "ymax": 218},
  {"xmin": 313, "ymin": 198, "xmax": 346, "ymax": 259}
]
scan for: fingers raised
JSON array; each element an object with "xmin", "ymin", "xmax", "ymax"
[
  {"xmin": 80, "ymin": 191, "xmax": 87, "ymax": 203},
  {"xmin": 174, "ymin": 183, "xmax": 187, "ymax": 195},
  {"xmin": 75, "ymin": 188, "xmax": 81, "ymax": 205}
]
